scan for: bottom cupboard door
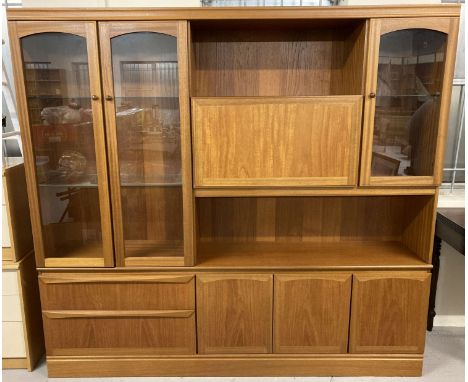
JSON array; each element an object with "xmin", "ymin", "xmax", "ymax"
[
  {"xmin": 43, "ymin": 311, "xmax": 196, "ymax": 356},
  {"xmin": 197, "ymin": 274, "xmax": 273, "ymax": 354},
  {"xmin": 274, "ymin": 273, "xmax": 352, "ymax": 353},
  {"xmin": 349, "ymin": 272, "xmax": 431, "ymax": 354}
]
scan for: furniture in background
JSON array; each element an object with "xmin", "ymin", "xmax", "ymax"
[
  {"xmin": 2, "ymin": 159, "xmax": 44, "ymax": 370},
  {"xmin": 7, "ymin": 4, "xmax": 460, "ymax": 377},
  {"xmin": 427, "ymin": 208, "xmax": 465, "ymax": 331}
]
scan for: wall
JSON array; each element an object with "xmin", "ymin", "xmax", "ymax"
[{"xmin": 22, "ymin": 0, "xmax": 200, "ymax": 6}]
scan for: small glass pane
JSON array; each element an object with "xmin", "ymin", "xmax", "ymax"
[
  {"xmin": 371, "ymin": 29, "xmax": 447, "ymax": 177},
  {"xmin": 111, "ymin": 32, "xmax": 183, "ymax": 260},
  {"xmin": 21, "ymin": 33, "xmax": 103, "ymax": 261}
]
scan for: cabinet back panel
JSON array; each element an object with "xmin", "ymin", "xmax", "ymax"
[
  {"xmin": 197, "ymin": 196, "xmax": 432, "ymax": 243},
  {"xmin": 191, "ymin": 22, "xmax": 366, "ymax": 96}
]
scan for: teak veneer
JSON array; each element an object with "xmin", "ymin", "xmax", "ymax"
[{"xmin": 7, "ymin": 4, "xmax": 460, "ymax": 377}]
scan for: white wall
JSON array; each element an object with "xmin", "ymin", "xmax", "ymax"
[{"xmin": 22, "ymin": 0, "xmax": 200, "ymax": 6}]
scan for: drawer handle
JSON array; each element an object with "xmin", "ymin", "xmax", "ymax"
[
  {"xmin": 43, "ymin": 310, "xmax": 194, "ymax": 319},
  {"xmin": 39, "ymin": 274, "xmax": 194, "ymax": 284}
]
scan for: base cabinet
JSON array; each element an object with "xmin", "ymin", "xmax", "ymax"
[
  {"xmin": 196, "ymin": 274, "xmax": 273, "ymax": 354},
  {"xmin": 349, "ymin": 272, "xmax": 431, "ymax": 354},
  {"xmin": 274, "ymin": 273, "xmax": 352, "ymax": 353}
]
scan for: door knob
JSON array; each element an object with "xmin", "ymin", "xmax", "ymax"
[
  {"xmin": 369, "ymin": 92, "xmax": 376, "ymax": 98},
  {"xmin": 105, "ymin": 95, "xmax": 113, "ymax": 101},
  {"xmin": 91, "ymin": 95, "xmax": 99, "ymax": 100}
]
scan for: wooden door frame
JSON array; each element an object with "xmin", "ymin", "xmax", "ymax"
[
  {"xmin": 98, "ymin": 21, "xmax": 195, "ymax": 267},
  {"xmin": 8, "ymin": 21, "xmax": 114, "ymax": 267},
  {"xmin": 359, "ymin": 17, "xmax": 460, "ymax": 187}
]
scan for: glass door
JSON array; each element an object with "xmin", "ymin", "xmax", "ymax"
[
  {"xmin": 99, "ymin": 22, "xmax": 193, "ymax": 266},
  {"xmin": 9, "ymin": 21, "xmax": 113, "ymax": 267},
  {"xmin": 360, "ymin": 18, "xmax": 459, "ymax": 186}
]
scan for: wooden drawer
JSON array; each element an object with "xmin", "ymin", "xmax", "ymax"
[
  {"xmin": 3, "ymin": 294, "xmax": 23, "ymax": 322},
  {"xmin": 39, "ymin": 273, "xmax": 195, "ymax": 311},
  {"xmin": 2, "ymin": 321, "xmax": 26, "ymax": 358},
  {"xmin": 192, "ymin": 96, "xmax": 363, "ymax": 188},
  {"xmin": 43, "ymin": 310, "xmax": 196, "ymax": 356}
]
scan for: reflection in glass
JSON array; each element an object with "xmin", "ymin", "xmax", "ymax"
[
  {"xmin": 111, "ymin": 32, "xmax": 184, "ymax": 259},
  {"xmin": 371, "ymin": 29, "xmax": 447, "ymax": 177},
  {"xmin": 21, "ymin": 33, "xmax": 103, "ymax": 260}
]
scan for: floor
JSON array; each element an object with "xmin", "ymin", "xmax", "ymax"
[{"xmin": 3, "ymin": 327, "xmax": 464, "ymax": 382}]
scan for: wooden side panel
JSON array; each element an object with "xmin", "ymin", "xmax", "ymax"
[
  {"xmin": 39, "ymin": 273, "xmax": 194, "ymax": 310},
  {"xmin": 197, "ymin": 274, "xmax": 273, "ymax": 354},
  {"xmin": 274, "ymin": 273, "xmax": 352, "ymax": 353},
  {"xmin": 349, "ymin": 272, "xmax": 431, "ymax": 354},
  {"xmin": 402, "ymin": 193, "xmax": 437, "ymax": 263},
  {"xmin": 43, "ymin": 314, "xmax": 196, "ymax": 356},
  {"xmin": 193, "ymin": 96, "xmax": 363, "ymax": 187},
  {"xmin": 18, "ymin": 253, "xmax": 44, "ymax": 371},
  {"xmin": 3, "ymin": 164, "xmax": 34, "ymax": 262}
]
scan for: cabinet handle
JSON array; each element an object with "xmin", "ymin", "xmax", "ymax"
[
  {"xmin": 91, "ymin": 95, "xmax": 99, "ymax": 100},
  {"xmin": 105, "ymin": 95, "xmax": 113, "ymax": 101},
  {"xmin": 369, "ymin": 92, "xmax": 376, "ymax": 98}
]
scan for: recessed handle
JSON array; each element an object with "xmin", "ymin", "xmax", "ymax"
[
  {"xmin": 105, "ymin": 95, "xmax": 114, "ymax": 101},
  {"xmin": 369, "ymin": 92, "xmax": 376, "ymax": 99},
  {"xmin": 91, "ymin": 95, "xmax": 99, "ymax": 101}
]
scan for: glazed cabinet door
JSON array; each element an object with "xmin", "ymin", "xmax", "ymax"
[
  {"xmin": 196, "ymin": 274, "xmax": 273, "ymax": 354},
  {"xmin": 360, "ymin": 18, "xmax": 459, "ymax": 186},
  {"xmin": 8, "ymin": 22, "xmax": 113, "ymax": 267},
  {"xmin": 274, "ymin": 273, "xmax": 352, "ymax": 354},
  {"xmin": 349, "ymin": 272, "xmax": 431, "ymax": 354},
  {"xmin": 99, "ymin": 22, "xmax": 194, "ymax": 267}
]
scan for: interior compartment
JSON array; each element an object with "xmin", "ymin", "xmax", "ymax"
[
  {"xmin": 196, "ymin": 195, "xmax": 435, "ymax": 267},
  {"xmin": 190, "ymin": 19, "xmax": 367, "ymax": 97}
]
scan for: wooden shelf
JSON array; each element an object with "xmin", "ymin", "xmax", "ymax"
[
  {"xmin": 124, "ymin": 241, "xmax": 184, "ymax": 267},
  {"xmin": 44, "ymin": 243, "xmax": 104, "ymax": 267},
  {"xmin": 196, "ymin": 241, "xmax": 430, "ymax": 270}
]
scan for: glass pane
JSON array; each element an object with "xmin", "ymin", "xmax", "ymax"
[
  {"xmin": 111, "ymin": 32, "xmax": 184, "ymax": 260},
  {"xmin": 21, "ymin": 33, "xmax": 103, "ymax": 261},
  {"xmin": 371, "ymin": 29, "xmax": 447, "ymax": 177}
]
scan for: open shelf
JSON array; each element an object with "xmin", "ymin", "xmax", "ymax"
[
  {"xmin": 196, "ymin": 195, "xmax": 436, "ymax": 268},
  {"xmin": 197, "ymin": 241, "xmax": 429, "ymax": 269},
  {"xmin": 190, "ymin": 19, "xmax": 367, "ymax": 97}
]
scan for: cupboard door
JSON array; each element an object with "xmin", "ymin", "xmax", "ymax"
[
  {"xmin": 192, "ymin": 96, "xmax": 363, "ymax": 188},
  {"xmin": 8, "ymin": 21, "xmax": 113, "ymax": 267},
  {"xmin": 349, "ymin": 272, "xmax": 431, "ymax": 354},
  {"xmin": 361, "ymin": 18, "xmax": 459, "ymax": 186},
  {"xmin": 197, "ymin": 274, "xmax": 273, "ymax": 354},
  {"xmin": 99, "ymin": 22, "xmax": 194, "ymax": 267},
  {"xmin": 274, "ymin": 273, "xmax": 352, "ymax": 354}
]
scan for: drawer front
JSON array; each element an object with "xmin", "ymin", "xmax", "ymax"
[
  {"xmin": 2, "ymin": 271, "xmax": 19, "ymax": 296},
  {"xmin": 2, "ymin": 294, "xmax": 23, "ymax": 322},
  {"xmin": 192, "ymin": 96, "xmax": 363, "ymax": 187},
  {"xmin": 2, "ymin": 322, "xmax": 26, "ymax": 358},
  {"xmin": 39, "ymin": 273, "xmax": 195, "ymax": 310},
  {"xmin": 43, "ymin": 311, "xmax": 196, "ymax": 356}
]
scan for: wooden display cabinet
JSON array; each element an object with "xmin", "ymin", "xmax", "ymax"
[{"xmin": 7, "ymin": 4, "xmax": 460, "ymax": 378}]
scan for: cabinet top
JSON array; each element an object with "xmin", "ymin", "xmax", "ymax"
[{"xmin": 7, "ymin": 4, "xmax": 460, "ymax": 21}]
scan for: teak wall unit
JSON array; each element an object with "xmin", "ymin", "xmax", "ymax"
[{"xmin": 7, "ymin": 4, "xmax": 460, "ymax": 377}]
